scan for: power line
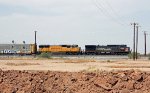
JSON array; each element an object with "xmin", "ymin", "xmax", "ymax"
[
  {"xmin": 92, "ymin": 0, "xmax": 127, "ymax": 27},
  {"xmin": 92, "ymin": 0, "xmax": 111, "ymax": 19},
  {"xmin": 95, "ymin": 0, "xmax": 124, "ymax": 26},
  {"xmin": 102, "ymin": 0, "xmax": 129, "ymax": 25}
]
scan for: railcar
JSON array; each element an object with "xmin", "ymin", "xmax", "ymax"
[
  {"xmin": 85, "ymin": 45, "xmax": 130, "ymax": 55},
  {"xmin": 38, "ymin": 45, "xmax": 81, "ymax": 55},
  {"xmin": 0, "ymin": 44, "xmax": 36, "ymax": 55}
]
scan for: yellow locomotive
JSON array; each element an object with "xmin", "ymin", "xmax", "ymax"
[{"xmin": 38, "ymin": 45, "xmax": 81, "ymax": 54}]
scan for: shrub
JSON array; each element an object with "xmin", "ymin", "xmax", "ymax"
[
  {"xmin": 128, "ymin": 52, "xmax": 140, "ymax": 59},
  {"xmin": 147, "ymin": 53, "xmax": 150, "ymax": 60},
  {"xmin": 39, "ymin": 52, "xmax": 52, "ymax": 59},
  {"xmin": 107, "ymin": 60, "xmax": 110, "ymax": 62}
]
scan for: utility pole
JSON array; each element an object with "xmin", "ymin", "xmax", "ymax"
[
  {"xmin": 131, "ymin": 23, "xmax": 138, "ymax": 60},
  {"xmin": 34, "ymin": 31, "xmax": 37, "ymax": 54},
  {"xmin": 135, "ymin": 26, "xmax": 140, "ymax": 60},
  {"xmin": 144, "ymin": 31, "xmax": 147, "ymax": 56}
]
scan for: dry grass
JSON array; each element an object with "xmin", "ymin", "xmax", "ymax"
[
  {"xmin": 64, "ymin": 59, "xmax": 96, "ymax": 63},
  {"xmin": 107, "ymin": 66, "xmax": 150, "ymax": 68},
  {"xmin": 6, "ymin": 62, "xmax": 40, "ymax": 66},
  {"xmin": 81, "ymin": 66, "xmax": 101, "ymax": 72}
]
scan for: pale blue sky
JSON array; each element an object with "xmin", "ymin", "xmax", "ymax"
[{"xmin": 0, "ymin": 0, "xmax": 150, "ymax": 53}]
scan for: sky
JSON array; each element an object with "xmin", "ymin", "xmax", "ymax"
[{"xmin": 0, "ymin": 0, "xmax": 150, "ymax": 53}]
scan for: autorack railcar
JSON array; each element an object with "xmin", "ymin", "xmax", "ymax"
[{"xmin": 0, "ymin": 44, "xmax": 36, "ymax": 55}]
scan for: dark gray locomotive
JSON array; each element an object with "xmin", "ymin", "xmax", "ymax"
[{"xmin": 85, "ymin": 45, "xmax": 130, "ymax": 55}]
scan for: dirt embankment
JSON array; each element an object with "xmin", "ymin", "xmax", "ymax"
[{"xmin": 0, "ymin": 70, "xmax": 150, "ymax": 93}]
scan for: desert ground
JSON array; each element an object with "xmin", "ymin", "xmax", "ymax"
[
  {"xmin": 0, "ymin": 56, "xmax": 150, "ymax": 93},
  {"xmin": 0, "ymin": 57, "xmax": 149, "ymax": 72}
]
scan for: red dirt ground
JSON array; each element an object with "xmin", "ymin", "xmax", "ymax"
[{"xmin": 0, "ymin": 69, "xmax": 150, "ymax": 93}]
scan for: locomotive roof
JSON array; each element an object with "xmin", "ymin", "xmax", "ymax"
[{"xmin": 39, "ymin": 44, "xmax": 78, "ymax": 47}]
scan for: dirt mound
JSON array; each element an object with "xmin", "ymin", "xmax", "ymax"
[{"xmin": 0, "ymin": 70, "xmax": 150, "ymax": 93}]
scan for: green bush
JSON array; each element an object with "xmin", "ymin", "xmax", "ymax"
[
  {"xmin": 128, "ymin": 52, "xmax": 140, "ymax": 59},
  {"xmin": 128, "ymin": 53, "xmax": 133, "ymax": 59},
  {"xmin": 39, "ymin": 52, "xmax": 52, "ymax": 59},
  {"xmin": 147, "ymin": 53, "xmax": 150, "ymax": 60}
]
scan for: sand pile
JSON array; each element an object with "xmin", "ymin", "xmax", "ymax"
[{"xmin": 0, "ymin": 69, "xmax": 150, "ymax": 93}]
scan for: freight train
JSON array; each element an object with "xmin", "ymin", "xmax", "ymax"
[{"xmin": 0, "ymin": 44, "xmax": 130, "ymax": 55}]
